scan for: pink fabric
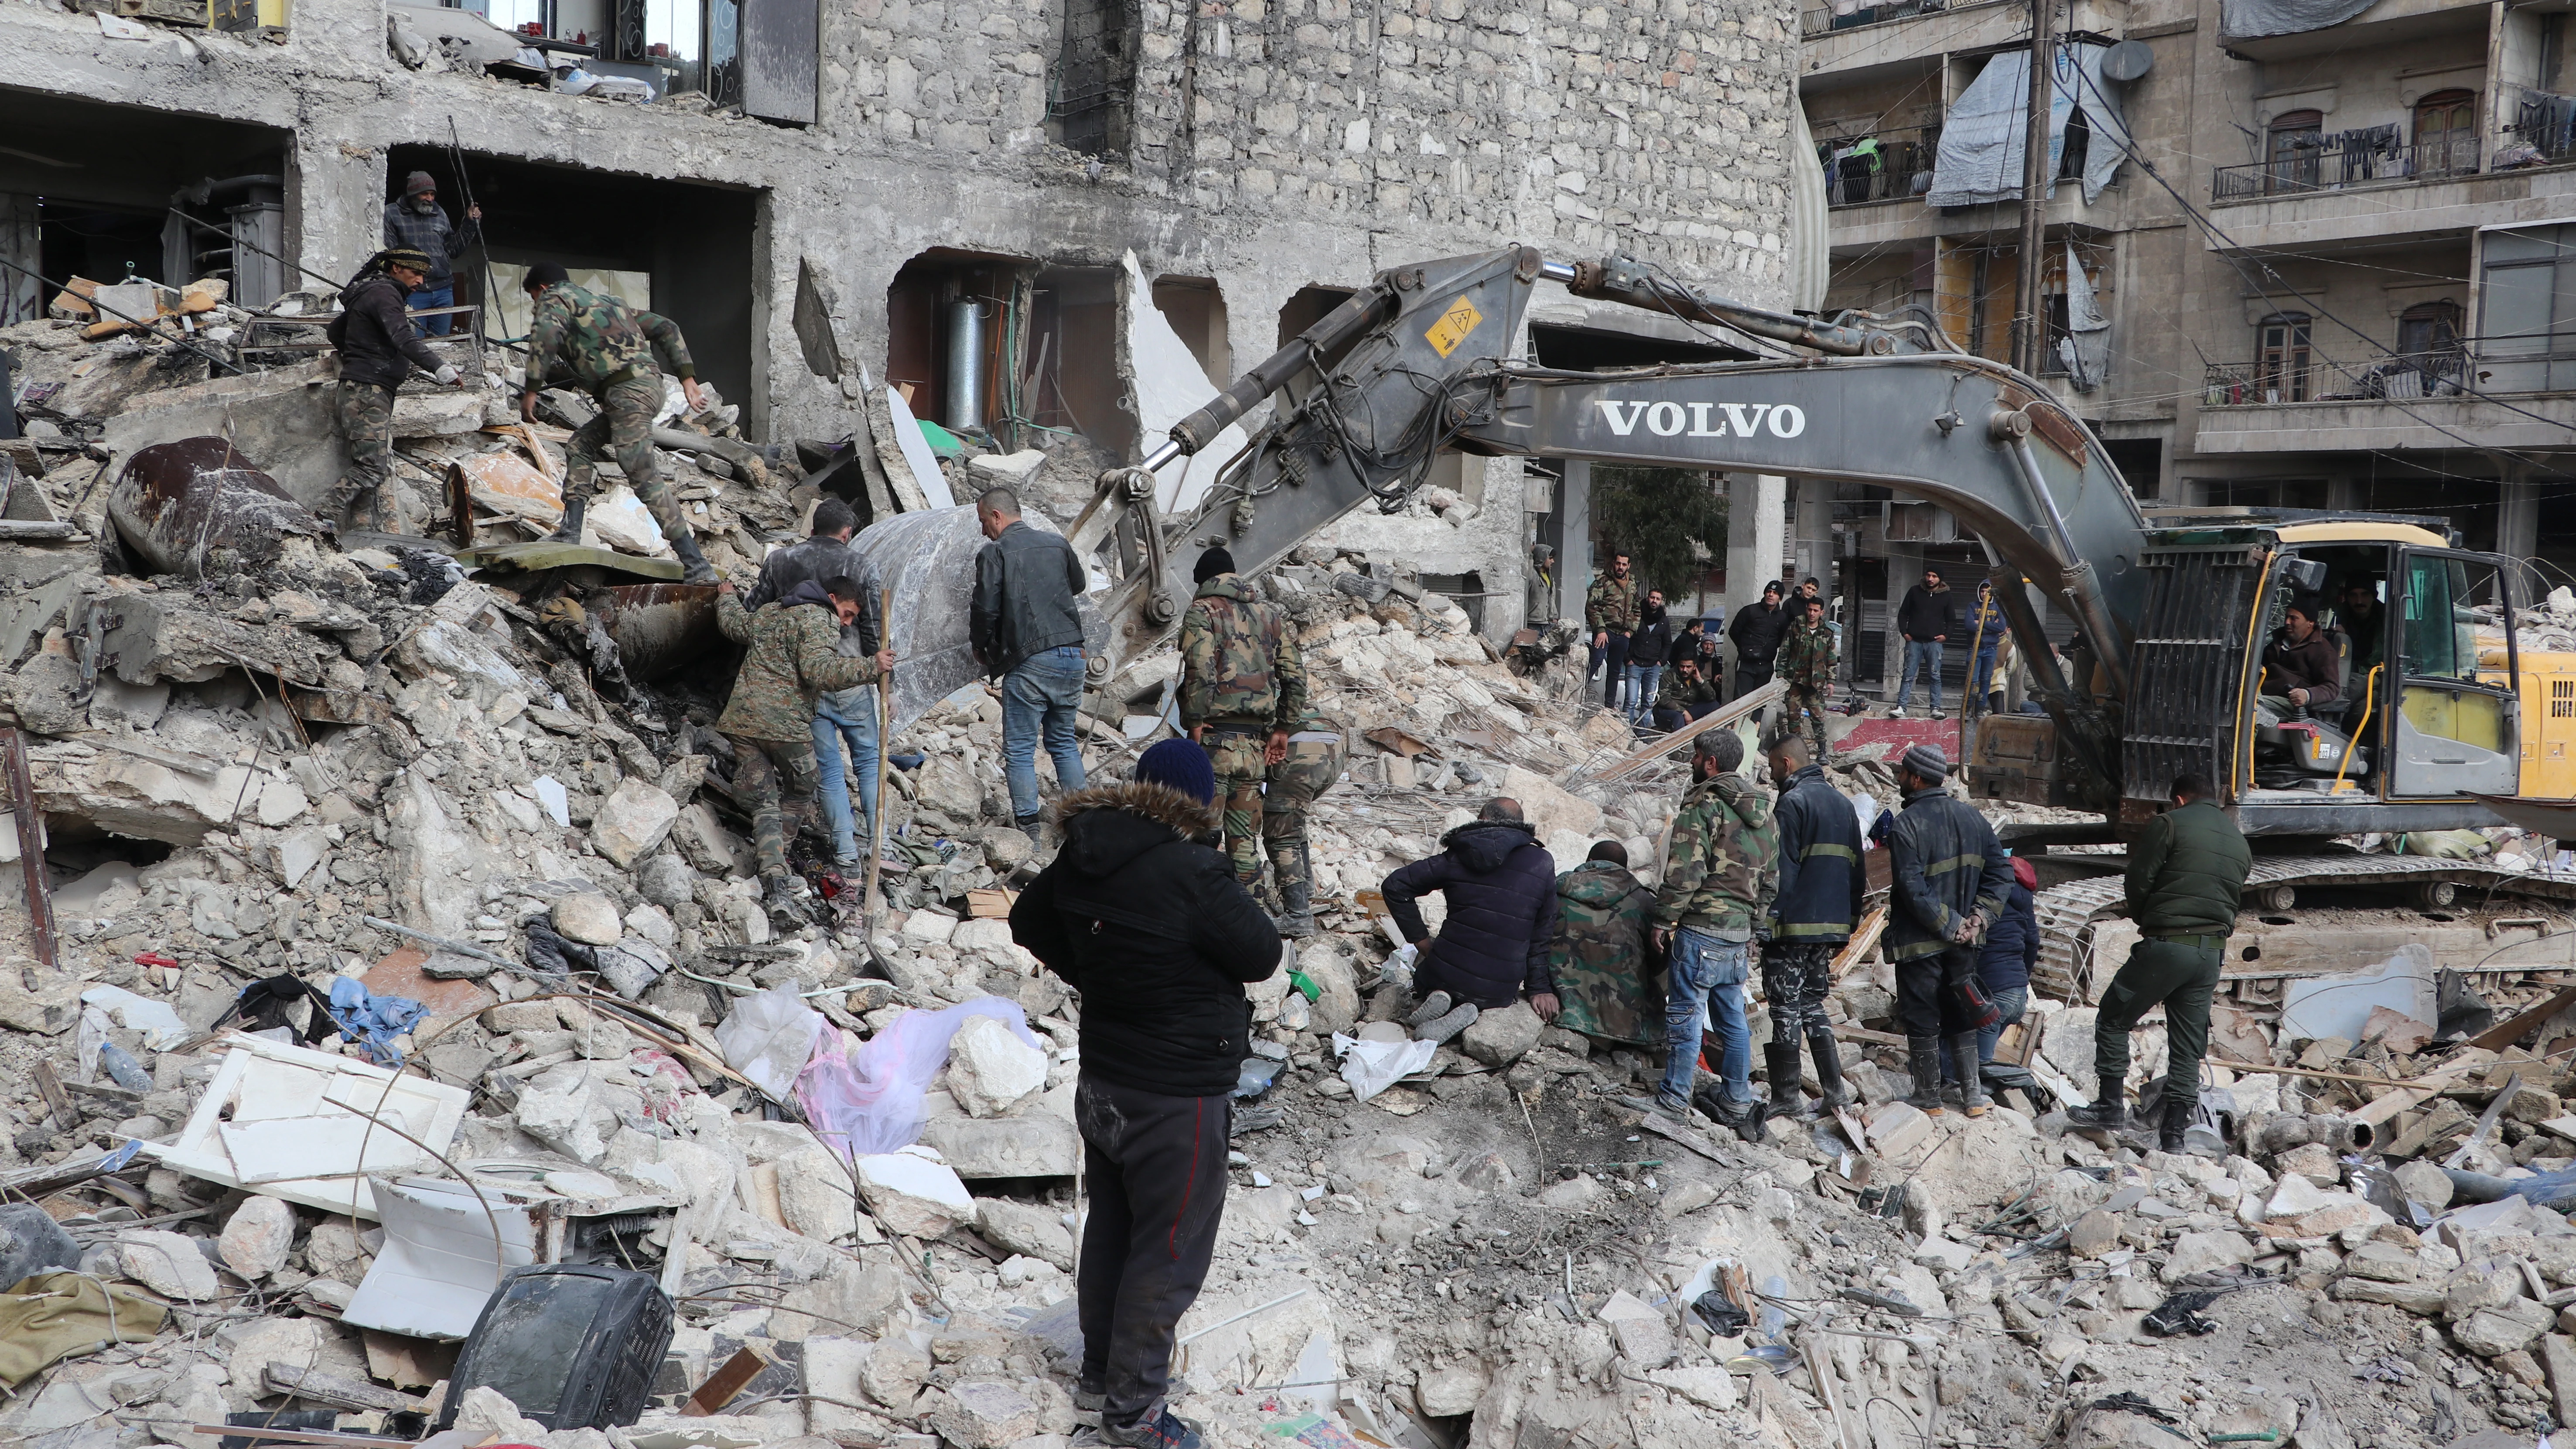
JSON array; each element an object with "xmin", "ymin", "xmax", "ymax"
[{"xmin": 795, "ymin": 998, "xmax": 1045, "ymax": 1161}]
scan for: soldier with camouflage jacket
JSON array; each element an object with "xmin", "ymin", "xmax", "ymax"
[
  {"xmin": 1647, "ymin": 730, "xmax": 1777, "ymax": 1137},
  {"xmin": 1774, "ymin": 593, "xmax": 1837, "ymax": 763},
  {"xmin": 715, "ymin": 574, "xmax": 894, "ymax": 918},
  {"xmin": 517, "ymin": 263, "xmax": 717, "ymax": 583},
  {"xmin": 1179, "ymin": 547, "xmax": 1307, "ymax": 900},
  {"xmin": 1547, "ymin": 841, "xmax": 1658, "ymax": 1046},
  {"xmin": 1584, "ymin": 553, "xmax": 1640, "ymax": 711}
]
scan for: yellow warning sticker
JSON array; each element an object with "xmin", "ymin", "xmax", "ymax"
[{"xmin": 1425, "ymin": 295, "xmax": 1483, "ymax": 357}]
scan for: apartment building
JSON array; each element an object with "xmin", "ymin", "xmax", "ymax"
[{"xmin": 1799, "ymin": 0, "xmax": 2576, "ymax": 687}]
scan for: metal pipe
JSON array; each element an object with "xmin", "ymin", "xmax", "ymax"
[
  {"xmin": 1565, "ymin": 256, "xmax": 1891, "ymax": 356},
  {"xmin": 1538, "ymin": 259, "xmax": 1579, "ymax": 284},
  {"xmin": 944, "ymin": 299, "xmax": 990, "ymax": 433},
  {"xmin": 1165, "ymin": 284, "xmax": 1390, "ymax": 454},
  {"xmin": 2008, "ymin": 435, "xmax": 2131, "ymax": 699}
]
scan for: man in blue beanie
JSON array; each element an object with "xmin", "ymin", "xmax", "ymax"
[{"xmin": 1008, "ymin": 736, "xmax": 1277, "ymax": 1449}]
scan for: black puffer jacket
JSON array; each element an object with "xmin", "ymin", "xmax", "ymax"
[
  {"xmin": 1884, "ymin": 785, "xmax": 2008, "ymax": 964},
  {"xmin": 329, "ymin": 273, "xmax": 443, "ymax": 389},
  {"xmin": 1010, "ymin": 781, "xmax": 1280, "ymax": 1097},
  {"xmin": 1382, "ymin": 820, "xmax": 1560, "ymax": 1009}
]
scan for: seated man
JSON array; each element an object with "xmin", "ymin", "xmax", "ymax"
[
  {"xmin": 1650, "ymin": 657, "xmax": 1722, "ymax": 733},
  {"xmin": 2259, "ymin": 596, "xmax": 2341, "ymax": 712},
  {"xmin": 2334, "ymin": 578, "xmax": 2385, "ymax": 676}
]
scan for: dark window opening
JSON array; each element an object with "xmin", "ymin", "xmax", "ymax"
[
  {"xmin": 2266, "ymin": 109, "xmax": 2324, "ymax": 193},
  {"xmin": 2413, "ymin": 89, "xmax": 2478, "ymax": 178},
  {"xmin": 2255, "ymin": 312, "xmax": 2313, "ymax": 403},
  {"xmin": 1422, "ymin": 571, "xmax": 1487, "ymax": 632},
  {"xmin": 886, "ymin": 253, "xmax": 1133, "ymax": 461},
  {"xmin": 1277, "ymin": 285, "xmax": 1358, "ymax": 349},
  {"xmin": 2398, "ymin": 298, "xmax": 2464, "ymax": 369},
  {"xmin": 2058, "ymin": 105, "xmax": 2090, "ymax": 183},
  {"xmin": 886, "ymin": 250, "xmax": 1029, "ymax": 445},
  {"xmin": 1052, "ymin": 0, "xmax": 1138, "ymax": 155},
  {"xmin": 2100, "ymin": 437, "xmax": 2161, "ymax": 498}
]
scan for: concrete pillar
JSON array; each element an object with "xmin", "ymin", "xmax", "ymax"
[
  {"xmin": 2324, "ymin": 474, "xmax": 2362, "ymax": 514},
  {"xmin": 290, "ymin": 132, "xmax": 383, "ymax": 295},
  {"xmin": 2500, "ymin": 473, "xmax": 2540, "ymax": 564},
  {"xmin": 1726, "ymin": 473, "xmax": 1787, "ymax": 611},
  {"xmin": 1558, "ymin": 459, "xmax": 1593, "ymax": 624},
  {"xmin": 0, "ymin": 195, "xmax": 36, "ymax": 326},
  {"xmin": 1793, "ymin": 478, "xmax": 1834, "ymax": 598}
]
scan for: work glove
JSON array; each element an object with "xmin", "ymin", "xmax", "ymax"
[{"xmin": 431, "ymin": 363, "xmax": 461, "ymax": 386}]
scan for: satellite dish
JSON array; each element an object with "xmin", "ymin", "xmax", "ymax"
[{"xmin": 2101, "ymin": 40, "xmax": 2153, "ymax": 82}]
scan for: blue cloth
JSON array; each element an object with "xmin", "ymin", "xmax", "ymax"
[
  {"xmin": 1136, "ymin": 735, "xmax": 1217, "ymax": 805},
  {"xmin": 326, "ymin": 977, "xmax": 427, "ymax": 1066},
  {"xmin": 1660, "ymin": 926, "xmax": 1752, "ymax": 1110},
  {"xmin": 408, "ymin": 283, "xmax": 457, "ymax": 336},
  {"xmin": 814, "ymin": 686, "xmax": 881, "ymax": 865},
  {"xmin": 1896, "ymin": 639, "xmax": 1945, "ymax": 711},
  {"xmin": 1622, "ymin": 663, "xmax": 1663, "ymax": 724},
  {"xmin": 1002, "ymin": 646, "xmax": 1090, "ymax": 819}
]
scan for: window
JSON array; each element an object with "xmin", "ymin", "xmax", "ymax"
[
  {"xmin": 2266, "ymin": 110, "xmax": 2323, "ymax": 194},
  {"xmin": 2413, "ymin": 89, "xmax": 2478, "ymax": 178},
  {"xmin": 2399, "ymin": 553, "xmax": 2485, "ymax": 682},
  {"xmin": 2479, "ymin": 223, "xmax": 2576, "ymax": 392},
  {"xmin": 2255, "ymin": 313, "xmax": 2312, "ymax": 402}
]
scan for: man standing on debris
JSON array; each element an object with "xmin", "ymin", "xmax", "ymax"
[
  {"xmin": 1547, "ymin": 840, "xmax": 1659, "ymax": 1047},
  {"xmin": 1179, "ymin": 545, "xmax": 1308, "ymax": 894},
  {"xmin": 380, "ymin": 171, "xmax": 479, "ymax": 336},
  {"xmin": 1623, "ymin": 588, "xmax": 1672, "ymax": 728},
  {"xmin": 1775, "ymin": 593, "xmax": 1837, "ymax": 763},
  {"xmin": 1883, "ymin": 744, "xmax": 2008, "ymax": 1118},
  {"xmin": 1893, "ymin": 564, "xmax": 1957, "ymax": 719},
  {"xmin": 321, "ymin": 247, "xmax": 463, "ymax": 531},
  {"xmin": 714, "ymin": 573, "xmax": 895, "ymax": 916},
  {"xmin": 973, "ymin": 486, "xmax": 1091, "ymax": 847},
  {"xmin": 1381, "ymin": 799, "xmax": 1561, "ymax": 1042},
  {"xmin": 2069, "ymin": 772, "xmax": 2251, "ymax": 1151},
  {"xmin": 1525, "ymin": 543, "xmax": 1557, "ymax": 625},
  {"xmin": 1010, "ymin": 738, "xmax": 1281, "ymax": 1449},
  {"xmin": 1648, "ymin": 730, "xmax": 1775, "ymax": 1135},
  {"xmin": 1759, "ymin": 730, "xmax": 1861, "ymax": 1122},
  {"xmin": 518, "ymin": 263, "xmax": 717, "ymax": 583},
  {"xmin": 1261, "ymin": 711, "xmax": 1343, "ymax": 938},
  {"xmin": 745, "ymin": 498, "xmax": 882, "ymax": 873},
  {"xmin": 1586, "ymin": 551, "xmax": 1640, "ymax": 711},
  {"xmin": 1728, "ymin": 580, "xmax": 1789, "ymax": 702}
]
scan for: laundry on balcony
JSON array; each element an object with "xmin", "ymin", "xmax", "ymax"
[{"xmin": 1924, "ymin": 42, "xmax": 2133, "ymax": 209}]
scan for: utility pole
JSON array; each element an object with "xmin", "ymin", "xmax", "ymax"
[{"xmin": 2012, "ymin": 0, "xmax": 2056, "ymax": 375}]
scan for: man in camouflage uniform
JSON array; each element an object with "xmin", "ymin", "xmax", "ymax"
[
  {"xmin": 1179, "ymin": 546, "xmax": 1307, "ymax": 893},
  {"xmin": 715, "ymin": 572, "xmax": 895, "ymax": 919},
  {"xmin": 1647, "ymin": 729, "xmax": 1777, "ymax": 1139},
  {"xmin": 1547, "ymin": 840, "xmax": 1658, "ymax": 1047},
  {"xmin": 1261, "ymin": 711, "xmax": 1343, "ymax": 938},
  {"xmin": 1650, "ymin": 656, "xmax": 1720, "ymax": 734},
  {"xmin": 1775, "ymin": 593, "xmax": 1836, "ymax": 764},
  {"xmin": 518, "ymin": 262, "xmax": 717, "ymax": 583},
  {"xmin": 1585, "ymin": 552, "xmax": 1640, "ymax": 711}
]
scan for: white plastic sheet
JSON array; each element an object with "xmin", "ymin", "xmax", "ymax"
[
  {"xmin": 1332, "ymin": 1031, "xmax": 1438, "ymax": 1103},
  {"xmin": 797, "ymin": 998, "xmax": 1045, "ymax": 1160},
  {"xmin": 1925, "ymin": 43, "xmax": 2133, "ymax": 209},
  {"xmin": 715, "ymin": 982, "xmax": 827, "ymax": 1102},
  {"xmin": 2056, "ymin": 241, "xmax": 2111, "ymax": 393}
]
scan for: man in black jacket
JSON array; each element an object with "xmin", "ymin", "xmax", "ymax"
[
  {"xmin": 1759, "ymin": 731, "xmax": 1862, "ymax": 1121},
  {"xmin": 1010, "ymin": 738, "xmax": 1278, "ymax": 1449},
  {"xmin": 747, "ymin": 498, "xmax": 884, "ymax": 869},
  {"xmin": 972, "ymin": 487, "xmax": 1091, "ymax": 844},
  {"xmin": 322, "ymin": 248, "xmax": 460, "ymax": 529},
  {"xmin": 1381, "ymin": 799, "xmax": 1561, "ymax": 1036},
  {"xmin": 1893, "ymin": 566, "xmax": 1957, "ymax": 718},
  {"xmin": 1728, "ymin": 581, "xmax": 1789, "ymax": 702}
]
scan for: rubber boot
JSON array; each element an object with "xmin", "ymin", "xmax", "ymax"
[
  {"xmin": 1905, "ymin": 1035, "xmax": 1945, "ymax": 1115},
  {"xmin": 1764, "ymin": 1041, "xmax": 1807, "ymax": 1121},
  {"xmin": 1015, "ymin": 813, "xmax": 1044, "ymax": 851},
  {"xmin": 1807, "ymin": 1029, "xmax": 1850, "ymax": 1112},
  {"xmin": 1947, "ymin": 1034, "xmax": 1992, "ymax": 1117},
  {"xmin": 2157, "ymin": 1107, "xmax": 2190, "ymax": 1156},
  {"xmin": 2067, "ymin": 1074, "xmax": 2129, "ymax": 1132},
  {"xmin": 1275, "ymin": 873, "xmax": 1315, "ymax": 939},
  {"xmin": 1693, "ymin": 1077, "xmax": 1769, "ymax": 1144},
  {"xmin": 547, "ymin": 495, "xmax": 588, "ymax": 543},
  {"xmin": 670, "ymin": 529, "xmax": 719, "ymax": 585}
]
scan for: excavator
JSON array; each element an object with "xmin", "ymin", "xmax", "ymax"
[{"xmin": 856, "ymin": 244, "xmax": 2576, "ymax": 994}]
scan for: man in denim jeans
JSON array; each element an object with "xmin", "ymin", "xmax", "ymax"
[
  {"xmin": 745, "ymin": 499, "xmax": 883, "ymax": 870},
  {"xmin": 971, "ymin": 488, "xmax": 1091, "ymax": 846},
  {"xmin": 1645, "ymin": 730, "xmax": 1777, "ymax": 1139}
]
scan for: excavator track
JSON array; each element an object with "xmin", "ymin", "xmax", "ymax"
[{"xmin": 2032, "ymin": 854, "xmax": 2576, "ymax": 1001}]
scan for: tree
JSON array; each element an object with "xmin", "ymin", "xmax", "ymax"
[{"xmin": 1589, "ymin": 467, "xmax": 1729, "ymax": 604}]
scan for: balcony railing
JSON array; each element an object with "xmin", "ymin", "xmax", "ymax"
[
  {"xmin": 2502, "ymin": 90, "xmax": 2576, "ymax": 167},
  {"xmin": 2202, "ymin": 350, "xmax": 2470, "ymax": 407},
  {"xmin": 1817, "ymin": 128, "xmax": 1939, "ymax": 207},
  {"xmin": 2211, "ymin": 136, "xmax": 2481, "ymax": 201},
  {"xmin": 1800, "ymin": 0, "xmax": 1956, "ymax": 37}
]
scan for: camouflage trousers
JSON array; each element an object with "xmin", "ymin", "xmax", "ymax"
[
  {"xmin": 566, "ymin": 373, "xmax": 690, "ymax": 544},
  {"xmin": 325, "ymin": 379, "xmax": 397, "ymax": 518},
  {"xmin": 726, "ymin": 731, "xmax": 818, "ymax": 879},
  {"xmin": 1783, "ymin": 686, "xmax": 1831, "ymax": 762},
  {"xmin": 1201, "ymin": 731, "xmax": 1268, "ymax": 885},
  {"xmin": 1761, "ymin": 942, "xmax": 1836, "ymax": 1042},
  {"xmin": 1261, "ymin": 732, "xmax": 1341, "ymax": 899}
]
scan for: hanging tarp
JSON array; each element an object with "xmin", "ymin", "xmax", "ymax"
[
  {"xmin": 1925, "ymin": 43, "xmax": 2134, "ymax": 208},
  {"xmin": 2056, "ymin": 242, "xmax": 2111, "ymax": 393},
  {"xmin": 2219, "ymin": 0, "xmax": 2378, "ymax": 41}
]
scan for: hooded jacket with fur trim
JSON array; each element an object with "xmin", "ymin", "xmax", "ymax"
[{"xmin": 1009, "ymin": 780, "xmax": 1282, "ymax": 1097}]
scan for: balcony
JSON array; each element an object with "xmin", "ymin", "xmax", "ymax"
[
  {"xmin": 2212, "ymin": 135, "xmax": 2480, "ymax": 202},
  {"xmin": 2201, "ymin": 350, "xmax": 2469, "ymax": 407},
  {"xmin": 2195, "ymin": 341, "xmax": 2576, "ymax": 454},
  {"xmin": 1800, "ymin": 0, "xmax": 1951, "ymax": 37},
  {"xmin": 1819, "ymin": 128, "xmax": 1938, "ymax": 208}
]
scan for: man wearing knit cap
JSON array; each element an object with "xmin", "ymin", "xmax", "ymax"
[
  {"xmin": 380, "ymin": 171, "xmax": 479, "ymax": 335},
  {"xmin": 1882, "ymin": 743, "xmax": 2009, "ymax": 1117},
  {"xmin": 320, "ymin": 248, "xmax": 461, "ymax": 530},
  {"xmin": 1178, "ymin": 545, "xmax": 1307, "ymax": 909},
  {"xmin": 1647, "ymin": 728, "xmax": 1776, "ymax": 1137},
  {"xmin": 1010, "ymin": 738, "xmax": 1279, "ymax": 1449}
]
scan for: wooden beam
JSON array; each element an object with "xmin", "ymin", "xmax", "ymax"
[
  {"xmin": 2469, "ymin": 984, "xmax": 2576, "ymax": 1053},
  {"xmin": 1579, "ymin": 679, "xmax": 1786, "ymax": 784}
]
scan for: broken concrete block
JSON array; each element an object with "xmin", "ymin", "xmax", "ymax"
[
  {"xmin": 1647, "ymin": 1364, "xmax": 1737, "ymax": 1412},
  {"xmin": 117, "ymin": 1229, "xmax": 220, "ymax": 1301},
  {"xmin": 218, "ymin": 1195, "xmax": 296, "ymax": 1279},
  {"xmin": 2333, "ymin": 1275, "xmax": 2447, "ymax": 1314},
  {"xmin": 952, "ymin": 918, "xmax": 1015, "ymax": 954},
  {"xmin": 775, "ymin": 1146, "xmax": 875, "ymax": 1244},
  {"xmin": 220, "ymin": 1314, "xmax": 321, "ymax": 1387},
  {"xmin": 1865, "ymin": 1102, "xmax": 1934, "ymax": 1159},
  {"xmin": 2343, "ymin": 1241, "xmax": 2421, "ymax": 1283},
  {"xmin": 948, "ymin": 1015, "xmax": 1048, "ymax": 1118},
  {"xmin": 1416, "ymin": 1364, "xmax": 1489, "ymax": 1416},
  {"xmin": 591, "ymin": 779, "xmax": 680, "ymax": 867},
  {"xmin": 1597, "ymin": 1288, "xmax": 1676, "ymax": 1368},
  {"xmin": 2164, "ymin": 1230, "xmax": 2255, "ymax": 1279},
  {"xmin": 2459, "ymin": 1297, "xmax": 2557, "ymax": 1357},
  {"xmin": 918, "ymin": 1113, "xmax": 1080, "ymax": 1179},
  {"xmin": 1299, "ymin": 942, "xmax": 1359, "ymax": 1035},
  {"xmin": 803, "ymin": 1336, "xmax": 908, "ymax": 1442},
  {"xmin": 2447, "ymin": 1264, "xmax": 2526, "ymax": 1323},
  {"xmin": 638, "ymin": 852, "xmax": 697, "ymax": 909},
  {"xmin": 0, "ymin": 976, "xmax": 80, "ymax": 1035},
  {"xmin": 513, "ymin": 1082, "xmax": 610, "ymax": 1165},
  {"xmin": 976, "ymin": 1198, "xmax": 1074, "ymax": 1270},
  {"xmin": 931, "ymin": 1381, "xmax": 1040, "ymax": 1449},
  {"xmin": 2393, "ymin": 1158, "xmax": 2454, "ymax": 1211},
  {"xmin": 863, "ymin": 1333, "xmax": 932, "ymax": 1410},
  {"xmin": 2068, "ymin": 1210, "xmax": 2122, "ymax": 1259},
  {"xmin": 856, "ymin": 1151, "xmax": 976, "ymax": 1238},
  {"xmin": 967, "ymin": 449, "xmax": 1048, "ymax": 484},
  {"xmin": 1461, "ymin": 1000, "xmax": 1543, "ymax": 1066},
  {"xmin": 551, "ymin": 891, "xmax": 623, "ymax": 946}
]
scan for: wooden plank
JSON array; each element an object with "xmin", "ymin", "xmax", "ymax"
[
  {"xmin": 681, "ymin": 1344, "xmax": 772, "ymax": 1417},
  {"xmin": 3, "ymin": 728, "xmax": 56, "ymax": 968},
  {"xmin": 1828, "ymin": 906, "xmax": 1888, "ymax": 978},
  {"xmin": 2468, "ymin": 984, "xmax": 2576, "ymax": 1053},
  {"xmin": 31, "ymin": 1060, "xmax": 76, "ymax": 1130},
  {"xmin": 1580, "ymin": 679, "xmax": 1786, "ymax": 785}
]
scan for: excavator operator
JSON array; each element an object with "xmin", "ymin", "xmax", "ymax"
[{"xmin": 2258, "ymin": 596, "xmax": 2342, "ymax": 711}]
